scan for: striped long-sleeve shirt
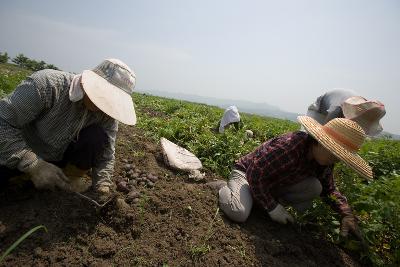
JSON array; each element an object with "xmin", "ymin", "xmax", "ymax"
[
  {"xmin": 234, "ymin": 131, "xmax": 352, "ymax": 217},
  {"xmin": 0, "ymin": 69, "xmax": 118, "ymax": 186}
]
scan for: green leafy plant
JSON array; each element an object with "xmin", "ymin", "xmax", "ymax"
[
  {"xmin": 0, "ymin": 225, "xmax": 48, "ymax": 263},
  {"xmin": 134, "ymin": 93, "xmax": 298, "ymax": 177},
  {"xmin": 189, "ymin": 243, "xmax": 211, "ymax": 259}
]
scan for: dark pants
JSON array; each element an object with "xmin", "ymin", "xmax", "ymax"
[{"xmin": 0, "ymin": 125, "xmax": 108, "ymax": 181}]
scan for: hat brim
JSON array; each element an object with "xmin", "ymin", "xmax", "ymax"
[
  {"xmin": 298, "ymin": 116, "xmax": 373, "ymax": 180},
  {"xmin": 81, "ymin": 70, "xmax": 136, "ymax": 125}
]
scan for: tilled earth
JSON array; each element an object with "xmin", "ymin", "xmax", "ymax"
[{"xmin": 0, "ymin": 125, "xmax": 362, "ymax": 266}]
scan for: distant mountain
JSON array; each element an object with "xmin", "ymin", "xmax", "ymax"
[
  {"xmin": 138, "ymin": 90, "xmax": 300, "ymax": 121},
  {"xmin": 375, "ymin": 131, "xmax": 400, "ymax": 140}
]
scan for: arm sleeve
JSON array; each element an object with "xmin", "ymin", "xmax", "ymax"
[
  {"xmin": 319, "ymin": 167, "xmax": 353, "ymax": 217},
  {"xmin": 91, "ymin": 118, "xmax": 118, "ymax": 187},
  {"xmin": 0, "ymin": 75, "xmax": 49, "ymax": 171}
]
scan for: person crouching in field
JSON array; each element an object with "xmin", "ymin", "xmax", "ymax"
[
  {"xmin": 216, "ymin": 106, "xmax": 242, "ymax": 133},
  {"xmin": 0, "ymin": 58, "xmax": 137, "ymax": 199},
  {"xmin": 209, "ymin": 116, "xmax": 373, "ymax": 240},
  {"xmin": 307, "ymin": 89, "xmax": 386, "ymax": 136}
]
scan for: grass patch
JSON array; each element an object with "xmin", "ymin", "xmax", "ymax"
[
  {"xmin": 188, "ymin": 207, "xmax": 220, "ymax": 260},
  {"xmin": 138, "ymin": 194, "xmax": 150, "ymax": 226}
]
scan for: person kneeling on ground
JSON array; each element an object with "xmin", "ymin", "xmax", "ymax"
[
  {"xmin": 209, "ymin": 116, "xmax": 372, "ymax": 240},
  {"xmin": 0, "ymin": 58, "xmax": 137, "ymax": 198}
]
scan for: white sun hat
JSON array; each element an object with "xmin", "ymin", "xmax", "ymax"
[
  {"xmin": 219, "ymin": 106, "xmax": 240, "ymax": 133},
  {"xmin": 341, "ymin": 96, "xmax": 385, "ymax": 136},
  {"xmin": 81, "ymin": 58, "xmax": 136, "ymax": 125},
  {"xmin": 298, "ymin": 116, "xmax": 373, "ymax": 180}
]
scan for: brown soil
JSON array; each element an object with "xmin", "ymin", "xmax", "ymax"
[{"xmin": 0, "ymin": 125, "xmax": 362, "ymax": 267}]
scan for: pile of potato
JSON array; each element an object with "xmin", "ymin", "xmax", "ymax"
[{"xmin": 116, "ymin": 159, "xmax": 160, "ymax": 204}]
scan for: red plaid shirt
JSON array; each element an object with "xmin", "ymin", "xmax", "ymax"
[{"xmin": 234, "ymin": 131, "xmax": 352, "ymax": 217}]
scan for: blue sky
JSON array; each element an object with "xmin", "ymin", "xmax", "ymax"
[{"xmin": 1, "ymin": 0, "xmax": 399, "ymax": 134}]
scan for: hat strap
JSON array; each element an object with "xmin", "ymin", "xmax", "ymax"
[{"xmin": 322, "ymin": 126, "xmax": 358, "ymax": 152}]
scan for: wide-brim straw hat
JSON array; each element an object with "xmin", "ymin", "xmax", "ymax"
[
  {"xmin": 342, "ymin": 96, "xmax": 385, "ymax": 136},
  {"xmin": 298, "ymin": 116, "xmax": 373, "ymax": 179},
  {"xmin": 81, "ymin": 58, "xmax": 136, "ymax": 125}
]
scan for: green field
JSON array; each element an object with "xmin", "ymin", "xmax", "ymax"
[
  {"xmin": 133, "ymin": 93, "xmax": 400, "ymax": 266},
  {"xmin": 0, "ymin": 63, "xmax": 32, "ymax": 98},
  {"xmin": 1, "ymin": 63, "xmax": 399, "ymax": 266}
]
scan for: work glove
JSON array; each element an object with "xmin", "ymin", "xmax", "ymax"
[
  {"xmin": 26, "ymin": 159, "xmax": 71, "ymax": 190},
  {"xmin": 340, "ymin": 215, "xmax": 362, "ymax": 240},
  {"xmin": 268, "ymin": 203, "xmax": 294, "ymax": 224},
  {"xmin": 340, "ymin": 215, "xmax": 368, "ymax": 252},
  {"xmin": 340, "ymin": 215, "xmax": 363, "ymax": 241}
]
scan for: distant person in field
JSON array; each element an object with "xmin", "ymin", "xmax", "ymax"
[
  {"xmin": 218, "ymin": 106, "xmax": 242, "ymax": 133},
  {"xmin": 208, "ymin": 116, "xmax": 373, "ymax": 240},
  {"xmin": 307, "ymin": 89, "xmax": 386, "ymax": 136},
  {"xmin": 0, "ymin": 58, "xmax": 137, "ymax": 198}
]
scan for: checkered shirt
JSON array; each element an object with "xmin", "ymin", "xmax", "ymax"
[{"xmin": 234, "ymin": 131, "xmax": 352, "ymax": 217}]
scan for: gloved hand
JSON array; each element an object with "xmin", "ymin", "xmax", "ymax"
[
  {"xmin": 26, "ymin": 159, "xmax": 70, "ymax": 190},
  {"xmin": 340, "ymin": 215, "xmax": 362, "ymax": 240},
  {"xmin": 268, "ymin": 203, "xmax": 294, "ymax": 224}
]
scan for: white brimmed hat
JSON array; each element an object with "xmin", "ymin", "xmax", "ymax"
[
  {"xmin": 81, "ymin": 59, "xmax": 136, "ymax": 125},
  {"xmin": 219, "ymin": 106, "xmax": 240, "ymax": 133},
  {"xmin": 298, "ymin": 116, "xmax": 373, "ymax": 180},
  {"xmin": 342, "ymin": 96, "xmax": 385, "ymax": 136}
]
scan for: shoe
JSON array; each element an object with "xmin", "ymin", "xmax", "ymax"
[{"xmin": 206, "ymin": 180, "xmax": 227, "ymax": 194}]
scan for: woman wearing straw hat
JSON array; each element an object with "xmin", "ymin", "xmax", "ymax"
[
  {"xmin": 0, "ymin": 58, "xmax": 136, "ymax": 199},
  {"xmin": 307, "ymin": 89, "xmax": 386, "ymax": 136},
  {"xmin": 208, "ymin": 116, "xmax": 372, "ymax": 240}
]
